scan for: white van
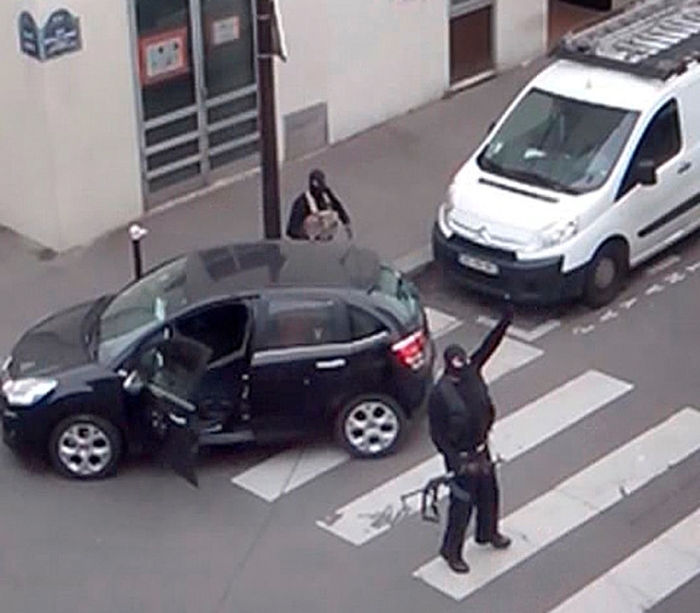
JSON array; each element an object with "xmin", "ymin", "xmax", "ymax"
[{"xmin": 433, "ymin": 0, "xmax": 700, "ymax": 307}]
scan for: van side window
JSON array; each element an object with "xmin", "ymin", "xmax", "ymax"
[{"xmin": 618, "ymin": 100, "xmax": 682, "ymax": 199}]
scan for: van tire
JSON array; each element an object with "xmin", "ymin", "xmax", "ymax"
[{"xmin": 583, "ymin": 241, "xmax": 628, "ymax": 309}]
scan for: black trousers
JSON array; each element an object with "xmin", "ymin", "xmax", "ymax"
[{"xmin": 441, "ymin": 452, "xmax": 500, "ymax": 559}]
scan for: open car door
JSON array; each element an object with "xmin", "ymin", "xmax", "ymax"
[{"xmin": 130, "ymin": 336, "xmax": 212, "ymax": 486}]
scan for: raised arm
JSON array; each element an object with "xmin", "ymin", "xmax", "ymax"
[{"xmin": 469, "ymin": 304, "xmax": 514, "ymax": 371}]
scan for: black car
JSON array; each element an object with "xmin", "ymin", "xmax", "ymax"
[{"xmin": 1, "ymin": 241, "xmax": 434, "ymax": 482}]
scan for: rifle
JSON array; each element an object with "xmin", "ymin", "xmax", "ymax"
[{"xmin": 400, "ymin": 471, "xmax": 457, "ymax": 523}]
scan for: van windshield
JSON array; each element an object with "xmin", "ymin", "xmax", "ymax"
[{"xmin": 477, "ymin": 88, "xmax": 639, "ymax": 194}]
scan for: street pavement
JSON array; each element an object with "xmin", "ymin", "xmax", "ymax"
[{"xmin": 1, "ymin": 56, "xmax": 700, "ymax": 613}]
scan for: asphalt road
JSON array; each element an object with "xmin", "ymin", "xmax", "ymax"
[{"xmin": 1, "ymin": 234, "xmax": 699, "ymax": 613}]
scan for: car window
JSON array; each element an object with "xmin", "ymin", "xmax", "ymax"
[
  {"xmin": 259, "ymin": 298, "xmax": 344, "ymax": 350},
  {"xmin": 348, "ymin": 306, "xmax": 386, "ymax": 340},
  {"xmin": 618, "ymin": 100, "xmax": 682, "ymax": 198},
  {"xmin": 175, "ymin": 303, "xmax": 248, "ymax": 364},
  {"xmin": 369, "ymin": 266, "xmax": 421, "ymax": 329}
]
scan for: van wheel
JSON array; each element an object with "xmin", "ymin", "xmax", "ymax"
[
  {"xmin": 48, "ymin": 414, "xmax": 123, "ymax": 480},
  {"xmin": 334, "ymin": 394, "xmax": 407, "ymax": 459},
  {"xmin": 583, "ymin": 242, "xmax": 628, "ymax": 309}
]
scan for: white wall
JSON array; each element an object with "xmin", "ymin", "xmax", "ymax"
[
  {"xmin": 276, "ymin": 0, "xmax": 448, "ymax": 152},
  {"xmin": 494, "ymin": 0, "xmax": 547, "ymax": 71},
  {"xmin": 0, "ymin": 0, "xmax": 143, "ymax": 251},
  {"xmin": 327, "ymin": 0, "xmax": 448, "ymax": 143},
  {"xmin": 0, "ymin": 0, "xmax": 60, "ymax": 247}
]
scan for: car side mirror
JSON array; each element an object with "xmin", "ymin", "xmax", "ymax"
[
  {"xmin": 123, "ymin": 370, "xmax": 144, "ymax": 395},
  {"xmin": 635, "ymin": 159, "xmax": 657, "ymax": 186}
]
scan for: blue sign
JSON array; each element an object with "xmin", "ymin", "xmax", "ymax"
[
  {"xmin": 18, "ymin": 11, "xmax": 40, "ymax": 59},
  {"xmin": 17, "ymin": 8, "xmax": 82, "ymax": 62}
]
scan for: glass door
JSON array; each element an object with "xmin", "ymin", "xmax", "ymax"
[
  {"xmin": 200, "ymin": 0, "xmax": 259, "ymax": 171},
  {"xmin": 131, "ymin": 0, "xmax": 259, "ymax": 204}
]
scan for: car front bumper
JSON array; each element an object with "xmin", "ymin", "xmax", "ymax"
[
  {"xmin": 432, "ymin": 223, "xmax": 586, "ymax": 304},
  {"xmin": 1, "ymin": 397, "xmax": 49, "ymax": 453}
]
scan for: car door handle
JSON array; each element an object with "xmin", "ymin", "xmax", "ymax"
[
  {"xmin": 315, "ymin": 358, "xmax": 346, "ymax": 370},
  {"xmin": 678, "ymin": 161, "xmax": 692, "ymax": 174}
]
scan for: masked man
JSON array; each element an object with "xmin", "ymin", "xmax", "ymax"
[
  {"xmin": 286, "ymin": 169, "xmax": 352, "ymax": 241},
  {"xmin": 428, "ymin": 303, "xmax": 514, "ymax": 573}
]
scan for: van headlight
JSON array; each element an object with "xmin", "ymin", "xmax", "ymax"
[
  {"xmin": 437, "ymin": 187, "xmax": 456, "ymax": 238},
  {"xmin": 527, "ymin": 218, "xmax": 578, "ymax": 252},
  {"xmin": 2, "ymin": 378, "xmax": 58, "ymax": 407}
]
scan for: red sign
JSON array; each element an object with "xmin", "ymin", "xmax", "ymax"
[{"xmin": 138, "ymin": 27, "xmax": 189, "ymax": 86}]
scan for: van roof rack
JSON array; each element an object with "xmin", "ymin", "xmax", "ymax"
[{"xmin": 552, "ymin": 0, "xmax": 700, "ymax": 81}]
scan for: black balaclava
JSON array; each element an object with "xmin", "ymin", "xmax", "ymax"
[
  {"xmin": 444, "ymin": 344, "xmax": 468, "ymax": 379},
  {"xmin": 309, "ymin": 169, "xmax": 326, "ymax": 201}
]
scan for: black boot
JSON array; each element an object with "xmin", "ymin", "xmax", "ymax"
[
  {"xmin": 476, "ymin": 532, "xmax": 512, "ymax": 549},
  {"xmin": 440, "ymin": 546, "xmax": 470, "ymax": 574}
]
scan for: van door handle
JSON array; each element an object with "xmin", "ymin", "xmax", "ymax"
[
  {"xmin": 315, "ymin": 358, "xmax": 346, "ymax": 370},
  {"xmin": 678, "ymin": 161, "xmax": 692, "ymax": 174}
]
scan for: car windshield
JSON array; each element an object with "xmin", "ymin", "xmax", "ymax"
[
  {"xmin": 97, "ymin": 257, "xmax": 189, "ymax": 364},
  {"xmin": 370, "ymin": 266, "xmax": 420, "ymax": 328},
  {"xmin": 477, "ymin": 88, "xmax": 639, "ymax": 194}
]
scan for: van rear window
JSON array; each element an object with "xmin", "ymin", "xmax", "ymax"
[{"xmin": 370, "ymin": 266, "xmax": 421, "ymax": 328}]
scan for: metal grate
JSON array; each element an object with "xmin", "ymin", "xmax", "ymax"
[{"xmin": 553, "ymin": 0, "xmax": 700, "ymax": 80}]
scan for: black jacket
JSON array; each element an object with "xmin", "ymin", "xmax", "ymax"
[
  {"xmin": 428, "ymin": 309, "xmax": 513, "ymax": 470},
  {"xmin": 285, "ymin": 188, "xmax": 351, "ymax": 239}
]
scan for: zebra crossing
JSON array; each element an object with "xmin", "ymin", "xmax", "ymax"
[{"xmin": 227, "ymin": 305, "xmax": 700, "ymax": 611}]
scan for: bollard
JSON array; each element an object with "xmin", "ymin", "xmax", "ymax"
[{"xmin": 128, "ymin": 224, "xmax": 148, "ymax": 280}]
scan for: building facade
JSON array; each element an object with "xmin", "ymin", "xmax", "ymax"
[{"xmin": 0, "ymin": 0, "xmax": 632, "ymax": 251}]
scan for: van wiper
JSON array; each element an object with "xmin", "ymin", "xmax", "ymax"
[{"xmin": 502, "ymin": 168, "xmax": 576, "ymax": 195}]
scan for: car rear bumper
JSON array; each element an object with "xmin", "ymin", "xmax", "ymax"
[{"xmin": 432, "ymin": 223, "xmax": 586, "ymax": 304}]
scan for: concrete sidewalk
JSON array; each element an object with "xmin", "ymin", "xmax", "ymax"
[{"xmin": 0, "ymin": 58, "xmax": 547, "ymax": 354}]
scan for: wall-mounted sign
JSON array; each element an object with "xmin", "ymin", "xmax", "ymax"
[
  {"xmin": 17, "ymin": 8, "xmax": 82, "ymax": 61},
  {"xmin": 210, "ymin": 15, "xmax": 240, "ymax": 47},
  {"xmin": 138, "ymin": 27, "xmax": 190, "ymax": 86}
]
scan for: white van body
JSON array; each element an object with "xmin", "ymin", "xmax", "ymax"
[{"xmin": 433, "ymin": 3, "xmax": 700, "ymax": 305}]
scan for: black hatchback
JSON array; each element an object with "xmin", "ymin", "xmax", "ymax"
[{"xmin": 1, "ymin": 241, "xmax": 434, "ymax": 482}]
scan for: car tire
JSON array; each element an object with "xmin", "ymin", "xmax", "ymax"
[
  {"xmin": 583, "ymin": 241, "xmax": 628, "ymax": 309},
  {"xmin": 48, "ymin": 414, "xmax": 123, "ymax": 480},
  {"xmin": 334, "ymin": 394, "xmax": 407, "ymax": 459}
]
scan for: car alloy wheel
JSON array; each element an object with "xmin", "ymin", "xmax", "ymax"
[
  {"xmin": 49, "ymin": 414, "xmax": 122, "ymax": 480},
  {"xmin": 336, "ymin": 395, "xmax": 406, "ymax": 459}
]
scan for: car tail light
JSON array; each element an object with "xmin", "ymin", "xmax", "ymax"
[{"xmin": 392, "ymin": 330, "xmax": 427, "ymax": 371}]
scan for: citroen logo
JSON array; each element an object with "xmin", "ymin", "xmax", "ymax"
[{"xmin": 477, "ymin": 226, "xmax": 490, "ymax": 242}]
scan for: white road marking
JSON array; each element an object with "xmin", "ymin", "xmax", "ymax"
[
  {"xmin": 572, "ymin": 325, "xmax": 595, "ymax": 336},
  {"xmin": 425, "ymin": 307, "xmax": 462, "ymax": 339},
  {"xmin": 647, "ymin": 255, "xmax": 681, "ymax": 275},
  {"xmin": 664, "ymin": 271, "xmax": 686, "ymax": 285},
  {"xmin": 316, "ymin": 370, "xmax": 630, "ymax": 546},
  {"xmin": 645, "ymin": 283, "xmax": 665, "ymax": 295},
  {"xmin": 619, "ymin": 298, "xmax": 638, "ymax": 310},
  {"xmin": 687, "ymin": 260, "xmax": 700, "ymax": 273},
  {"xmin": 413, "ymin": 408, "xmax": 700, "ymax": 601},
  {"xmin": 477, "ymin": 316, "xmax": 561, "ymax": 343},
  {"xmin": 231, "ymin": 444, "xmax": 349, "ymax": 502},
  {"xmin": 547, "ymin": 507, "xmax": 700, "ymax": 613},
  {"xmin": 600, "ymin": 309, "xmax": 619, "ymax": 322}
]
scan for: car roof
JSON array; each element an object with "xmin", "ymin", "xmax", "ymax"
[
  {"xmin": 176, "ymin": 240, "xmax": 382, "ymax": 302},
  {"xmin": 531, "ymin": 59, "xmax": 665, "ymax": 112}
]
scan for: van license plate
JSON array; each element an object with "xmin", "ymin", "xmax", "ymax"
[{"xmin": 458, "ymin": 254, "xmax": 499, "ymax": 276}]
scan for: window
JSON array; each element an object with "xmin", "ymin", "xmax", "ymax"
[
  {"xmin": 348, "ymin": 306, "xmax": 386, "ymax": 340},
  {"xmin": 618, "ymin": 100, "xmax": 682, "ymax": 198},
  {"xmin": 176, "ymin": 303, "xmax": 248, "ymax": 363},
  {"xmin": 477, "ymin": 89, "xmax": 639, "ymax": 194},
  {"xmin": 369, "ymin": 266, "xmax": 420, "ymax": 328},
  {"xmin": 260, "ymin": 299, "xmax": 343, "ymax": 350}
]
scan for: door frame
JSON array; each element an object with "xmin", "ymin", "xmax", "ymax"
[{"xmin": 125, "ymin": 0, "xmax": 261, "ymax": 209}]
